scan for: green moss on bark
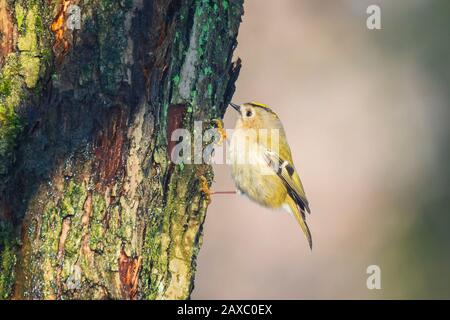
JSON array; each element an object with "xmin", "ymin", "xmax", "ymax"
[
  {"xmin": 0, "ymin": 1, "xmax": 54, "ymax": 177},
  {"xmin": 0, "ymin": 222, "xmax": 17, "ymax": 299}
]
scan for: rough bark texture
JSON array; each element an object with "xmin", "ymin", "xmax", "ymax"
[{"xmin": 0, "ymin": 0, "xmax": 242, "ymax": 299}]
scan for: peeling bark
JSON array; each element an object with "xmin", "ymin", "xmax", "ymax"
[
  {"xmin": 0, "ymin": 0, "xmax": 14, "ymax": 66},
  {"xmin": 0, "ymin": 0, "xmax": 243, "ymax": 300}
]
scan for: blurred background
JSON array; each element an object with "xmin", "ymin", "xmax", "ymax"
[{"xmin": 193, "ymin": 0, "xmax": 450, "ymax": 299}]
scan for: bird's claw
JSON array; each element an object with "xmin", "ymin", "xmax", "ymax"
[
  {"xmin": 199, "ymin": 176, "xmax": 212, "ymax": 204},
  {"xmin": 212, "ymin": 119, "xmax": 227, "ymax": 146}
]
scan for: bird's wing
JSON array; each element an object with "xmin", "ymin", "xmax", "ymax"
[{"xmin": 263, "ymin": 150, "xmax": 311, "ymax": 216}]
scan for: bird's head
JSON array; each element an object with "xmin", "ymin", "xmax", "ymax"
[{"xmin": 229, "ymin": 102, "xmax": 280, "ymax": 130}]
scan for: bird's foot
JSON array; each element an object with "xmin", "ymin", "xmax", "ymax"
[
  {"xmin": 199, "ymin": 176, "xmax": 212, "ymax": 204},
  {"xmin": 212, "ymin": 119, "xmax": 227, "ymax": 145},
  {"xmin": 199, "ymin": 176, "xmax": 237, "ymax": 204}
]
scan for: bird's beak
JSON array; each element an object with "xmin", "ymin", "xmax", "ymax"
[{"xmin": 229, "ymin": 102, "xmax": 241, "ymax": 113}]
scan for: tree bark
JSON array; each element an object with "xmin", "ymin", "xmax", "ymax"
[{"xmin": 0, "ymin": 0, "xmax": 242, "ymax": 299}]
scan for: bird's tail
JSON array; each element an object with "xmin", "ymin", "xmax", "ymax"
[{"xmin": 285, "ymin": 196, "xmax": 313, "ymax": 250}]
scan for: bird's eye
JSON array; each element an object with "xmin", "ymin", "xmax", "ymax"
[{"xmin": 246, "ymin": 110, "xmax": 253, "ymax": 117}]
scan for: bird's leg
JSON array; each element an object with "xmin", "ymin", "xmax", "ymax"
[
  {"xmin": 210, "ymin": 191, "xmax": 237, "ymax": 195},
  {"xmin": 199, "ymin": 176, "xmax": 236, "ymax": 204}
]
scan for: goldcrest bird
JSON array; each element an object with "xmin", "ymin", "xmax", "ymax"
[{"xmin": 228, "ymin": 102, "xmax": 312, "ymax": 249}]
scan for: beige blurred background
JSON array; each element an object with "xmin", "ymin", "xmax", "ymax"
[{"xmin": 193, "ymin": 0, "xmax": 450, "ymax": 299}]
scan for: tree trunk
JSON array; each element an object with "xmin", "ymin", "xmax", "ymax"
[{"xmin": 0, "ymin": 0, "xmax": 242, "ymax": 300}]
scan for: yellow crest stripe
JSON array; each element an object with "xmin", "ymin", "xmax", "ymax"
[{"xmin": 249, "ymin": 101, "xmax": 270, "ymax": 109}]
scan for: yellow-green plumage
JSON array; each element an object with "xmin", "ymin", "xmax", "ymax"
[{"xmin": 229, "ymin": 102, "xmax": 312, "ymax": 249}]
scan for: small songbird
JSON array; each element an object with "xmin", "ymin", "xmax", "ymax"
[{"xmin": 228, "ymin": 102, "xmax": 312, "ymax": 249}]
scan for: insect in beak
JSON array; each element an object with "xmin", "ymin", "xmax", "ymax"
[{"xmin": 229, "ymin": 102, "xmax": 241, "ymax": 113}]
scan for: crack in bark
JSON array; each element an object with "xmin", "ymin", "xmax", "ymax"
[{"xmin": 56, "ymin": 216, "xmax": 71, "ymax": 298}]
